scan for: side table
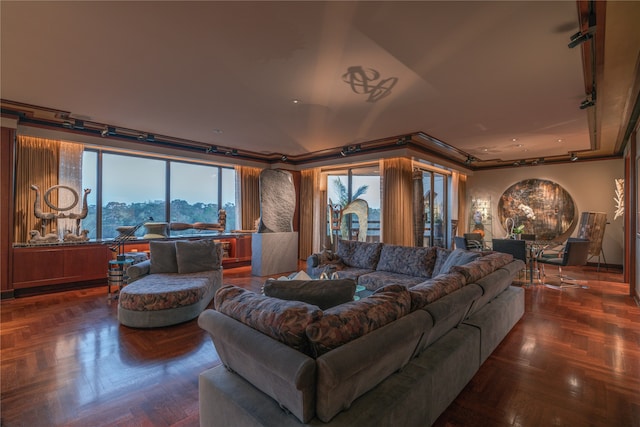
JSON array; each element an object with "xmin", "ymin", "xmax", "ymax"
[{"xmin": 107, "ymin": 259, "xmax": 133, "ymax": 301}]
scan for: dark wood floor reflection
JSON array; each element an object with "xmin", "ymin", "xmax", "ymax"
[{"xmin": 1, "ymin": 264, "xmax": 638, "ymax": 426}]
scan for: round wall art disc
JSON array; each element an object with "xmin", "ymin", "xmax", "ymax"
[{"xmin": 498, "ymin": 179, "xmax": 576, "ymax": 241}]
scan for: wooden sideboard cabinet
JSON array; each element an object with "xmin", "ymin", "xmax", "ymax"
[{"xmin": 12, "ymin": 243, "xmax": 112, "ymax": 290}]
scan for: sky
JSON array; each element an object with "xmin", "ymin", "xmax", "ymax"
[{"xmin": 83, "ymin": 152, "xmax": 235, "ymax": 205}]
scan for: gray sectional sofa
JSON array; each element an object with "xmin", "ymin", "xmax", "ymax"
[{"xmin": 198, "ymin": 240, "xmax": 525, "ymax": 426}]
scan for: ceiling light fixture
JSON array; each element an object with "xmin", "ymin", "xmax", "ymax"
[
  {"xmin": 464, "ymin": 155, "xmax": 476, "ymax": 165},
  {"xmin": 138, "ymin": 133, "xmax": 147, "ymax": 141},
  {"xmin": 281, "ymin": 155, "xmax": 288, "ymax": 162},
  {"xmin": 206, "ymin": 146, "xmax": 217, "ymax": 153},
  {"xmin": 570, "ymin": 153, "xmax": 578, "ymax": 162},
  {"xmin": 146, "ymin": 134, "xmax": 155, "ymax": 142},
  {"xmin": 100, "ymin": 126, "xmax": 109, "ymax": 137}
]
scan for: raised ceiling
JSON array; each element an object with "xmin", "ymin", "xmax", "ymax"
[{"xmin": 1, "ymin": 1, "xmax": 639, "ymax": 168}]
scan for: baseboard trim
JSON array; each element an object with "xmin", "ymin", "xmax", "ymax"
[{"xmin": 12, "ymin": 279, "xmax": 107, "ymax": 298}]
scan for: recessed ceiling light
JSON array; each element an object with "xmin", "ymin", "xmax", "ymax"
[
  {"xmin": 482, "ymin": 148, "xmax": 488, "ymax": 152},
  {"xmin": 557, "ymin": 139, "xmax": 563, "ymax": 143},
  {"xmin": 292, "ymin": 99, "xmax": 301, "ymax": 104},
  {"xmin": 512, "ymin": 138, "xmax": 518, "ymax": 142},
  {"xmin": 213, "ymin": 129, "xmax": 223, "ymax": 134},
  {"xmin": 516, "ymin": 143, "xmax": 523, "ymax": 148}
]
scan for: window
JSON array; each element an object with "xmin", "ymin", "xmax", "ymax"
[
  {"xmin": 422, "ymin": 170, "xmax": 448, "ymax": 247},
  {"xmin": 326, "ymin": 166, "xmax": 381, "ymax": 243},
  {"xmin": 81, "ymin": 148, "xmax": 236, "ymax": 240}
]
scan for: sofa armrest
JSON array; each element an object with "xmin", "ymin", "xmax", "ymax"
[
  {"xmin": 198, "ymin": 309, "xmax": 317, "ymax": 423},
  {"xmin": 127, "ymin": 259, "xmax": 151, "ymax": 282}
]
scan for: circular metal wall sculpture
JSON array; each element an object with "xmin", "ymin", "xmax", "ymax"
[{"xmin": 498, "ymin": 179, "xmax": 576, "ymax": 241}]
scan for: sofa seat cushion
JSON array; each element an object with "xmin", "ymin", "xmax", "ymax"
[
  {"xmin": 376, "ymin": 244, "xmax": 437, "ymax": 278},
  {"xmin": 408, "ymin": 272, "xmax": 467, "ymax": 311},
  {"xmin": 357, "ymin": 271, "xmax": 427, "ymax": 291},
  {"xmin": 214, "ymin": 285, "xmax": 322, "ymax": 356},
  {"xmin": 119, "ymin": 272, "xmax": 213, "ymax": 311},
  {"xmin": 336, "ymin": 240, "xmax": 383, "ymax": 269},
  {"xmin": 263, "ymin": 279, "xmax": 356, "ymax": 309},
  {"xmin": 305, "ymin": 284, "xmax": 411, "ymax": 357},
  {"xmin": 333, "ymin": 267, "xmax": 376, "ymax": 281}
]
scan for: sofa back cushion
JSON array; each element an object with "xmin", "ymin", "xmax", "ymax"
[
  {"xmin": 175, "ymin": 239, "xmax": 222, "ymax": 273},
  {"xmin": 336, "ymin": 240, "xmax": 383, "ymax": 269},
  {"xmin": 431, "ymin": 247, "xmax": 452, "ymax": 276},
  {"xmin": 305, "ymin": 284, "xmax": 411, "ymax": 357},
  {"xmin": 263, "ymin": 279, "xmax": 356, "ymax": 310},
  {"xmin": 438, "ymin": 248, "xmax": 481, "ymax": 275},
  {"xmin": 449, "ymin": 252, "xmax": 513, "ymax": 284},
  {"xmin": 149, "ymin": 240, "xmax": 178, "ymax": 273},
  {"xmin": 408, "ymin": 272, "xmax": 467, "ymax": 311},
  {"xmin": 215, "ymin": 285, "xmax": 322, "ymax": 356},
  {"xmin": 376, "ymin": 244, "xmax": 437, "ymax": 278}
]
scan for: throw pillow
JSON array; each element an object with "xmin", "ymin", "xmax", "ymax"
[
  {"xmin": 438, "ymin": 248, "xmax": 481, "ymax": 275},
  {"xmin": 149, "ymin": 241, "xmax": 178, "ymax": 274},
  {"xmin": 336, "ymin": 240, "xmax": 383, "ymax": 269},
  {"xmin": 175, "ymin": 239, "xmax": 221, "ymax": 274},
  {"xmin": 264, "ymin": 279, "xmax": 356, "ymax": 310},
  {"xmin": 214, "ymin": 285, "xmax": 322, "ymax": 356}
]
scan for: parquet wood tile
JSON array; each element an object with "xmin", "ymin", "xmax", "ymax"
[{"xmin": 1, "ymin": 264, "xmax": 638, "ymax": 426}]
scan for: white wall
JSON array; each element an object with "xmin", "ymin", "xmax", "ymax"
[{"xmin": 466, "ymin": 158, "xmax": 625, "ymax": 266}]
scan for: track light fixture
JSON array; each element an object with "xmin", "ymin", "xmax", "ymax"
[
  {"xmin": 464, "ymin": 155, "xmax": 476, "ymax": 165},
  {"xmin": 137, "ymin": 133, "xmax": 147, "ymax": 141},
  {"xmin": 100, "ymin": 126, "xmax": 109, "ymax": 137},
  {"xmin": 146, "ymin": 134, "xmax": 155, "ymax": 142},
  {"xmin": 396, "ymin": 135, "xmax": 410, "ymax": 145},
  {"xmin": 340, "ymin": 144, "xmax": 362, "ymax": 157},
  {"xmin": 281, "ymin": 155, "xmax": 288, "ymax": 162},
  {"xmin": 568, "ymin": 30, "xmax": 593, "ymax": 49},
  {"xmin": 206, "ymin": 146, "xmax": 217, "ymax": 153},
  {"xmin": 579, "ymin": 97, "xmax": 595, "ymax": 109},
  {"xmin": 570, "ymin": 153, "xmax": 578, "ymax": 162}
]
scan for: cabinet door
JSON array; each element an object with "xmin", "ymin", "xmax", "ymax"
[{"xmin": 12, "ymin": 245, "xmax": 110, "ymax": 289}]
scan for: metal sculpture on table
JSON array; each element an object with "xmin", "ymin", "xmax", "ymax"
[{"xmin": 341, "ymin": 199, "xmax": 369, "ymax": 242}]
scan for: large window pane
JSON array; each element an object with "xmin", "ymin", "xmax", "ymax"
[
  {"xmin": 221, "ymin": 167, "xmax": 236, "ymax": 232},
  {"xmin": 102, "ymin": 153, "xmax": 166, "ymax": 239},
  {"xmin": 170, "ymin": 162, "xmax": 219, "ymax": 236}
]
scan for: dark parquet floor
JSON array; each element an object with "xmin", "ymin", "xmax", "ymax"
[{"xmin": 1, "ymin": 263, "xmax": 638, "ymax": 427}]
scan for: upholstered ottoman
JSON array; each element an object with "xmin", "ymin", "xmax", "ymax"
[{"xmin": 117, "ymin": 239, "xmax": 223, "ymax": 328}]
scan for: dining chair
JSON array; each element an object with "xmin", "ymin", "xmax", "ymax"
[
  {"xmin": 537, "ymin": 238, "xmax": 590, "ymax": 290},
  {"xmin": 492, "ymin": 238, "xmax": 529, "ymax": 283}
]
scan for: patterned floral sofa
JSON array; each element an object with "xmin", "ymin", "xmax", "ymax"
[
  {"xmin": 118, "ymin": 239, "xmax": 223, "ymax": 328},
  {"xmin": 198, "ymin": 243, "xmax": 526, "ymax": 426}
]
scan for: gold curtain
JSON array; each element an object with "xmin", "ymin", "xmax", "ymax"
[
  {"xmin": 458, "ymin": 174, "xmax": 467, "ymax": 236},
  {"xmin": 235, "ymin": 165, "xmax": 262, "ymax": 230},
  {"xmin": 381, "ymin": 157, "xmax": 413, "ymax": 245},
  {"xmin": 299, "ymin": 168, "xmax": 321, "ymax": 259},
  {"xmin": 14, "ymin": 136, "xmax": 60, "ymax": 243}
]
